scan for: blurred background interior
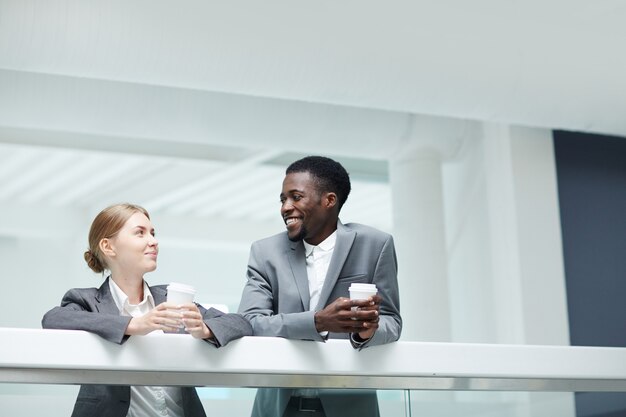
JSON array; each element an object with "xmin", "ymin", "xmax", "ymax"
[{"xmin": 0, "ymin": 1, "xmax": 624, "ymax": 416}]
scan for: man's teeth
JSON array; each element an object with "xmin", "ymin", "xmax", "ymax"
[{"xmin": 286, "ymin": 218, "xmax": 299, "ymax": 225}]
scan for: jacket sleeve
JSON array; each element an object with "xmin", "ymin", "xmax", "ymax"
[
  {"xmin": 356, "ymin": 234, "xmax": 402, "ymax": 349},
  {"xmin": 199, "ymin": 305, "xmax": 252, "ymax": 347},
  {"xmin": 41, "ymin": 288, "xmax": 131, "ymax": 344},
  {"xmin": 237, "ymin": 242, "xmax": 323, "ymax": 342}
]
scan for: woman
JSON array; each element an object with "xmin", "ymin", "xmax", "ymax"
[{"xmin": 42, "ymin": 203, "xmax": 252, "ymax": 417}]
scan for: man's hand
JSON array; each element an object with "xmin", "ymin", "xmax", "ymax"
[
  {"xmin": 314, "ymin": 295, "xmax": 381, "ymax": 335},
  {"xmin": 354, "ymin": 294, "xmax": 381, "ymax": 340}
]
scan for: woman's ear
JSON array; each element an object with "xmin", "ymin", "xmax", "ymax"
[{"xmin": 99, "ymin": 238, "xmax": 115, "ymax": 258}]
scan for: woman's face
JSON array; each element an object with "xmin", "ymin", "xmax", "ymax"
[{"xmin": 105, "ymin": 212, "xmax": 158, "ymax": 276}]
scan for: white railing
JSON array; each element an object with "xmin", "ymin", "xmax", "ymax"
[{"xmin": 1, "ymin": 328, "xmax": 625, "ymax": 392}]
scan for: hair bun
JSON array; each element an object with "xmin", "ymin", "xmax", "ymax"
[{"xmin": 84, "ymin": 249, "xmax": 105, "ymax": 273}]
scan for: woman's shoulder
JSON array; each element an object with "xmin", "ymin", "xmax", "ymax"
[{"xmin": 61, "ymin": 286, "xmax": 100, "ymax": 300}]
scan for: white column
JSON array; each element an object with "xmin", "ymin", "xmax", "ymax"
[
  {"xmin": 482, "ymin": 124, "xmax": 570, "ymax": 346},
  {"xmin": 387, "ymin": 115, "xmax": 476, "ymax": 343},
  {"xmin": 482, "ymin": 124, "xmax": 574, "ymax": 417},
  {"xmin": 390, "ymin": 148, "xmax": 451, "ymax": 342}
]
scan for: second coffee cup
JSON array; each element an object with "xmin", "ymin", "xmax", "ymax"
[
  {"xmin": 166, "ymin": 283, "xmax": 196, "ymax": 331},
  {"xmin": 167, "ymin": 282, "xmax": 196, "ymax": 304}
]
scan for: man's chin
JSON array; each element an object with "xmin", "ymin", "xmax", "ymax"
[{"xmin": 287, "ymin": 228, "xmax": 306, "ymax": 242}]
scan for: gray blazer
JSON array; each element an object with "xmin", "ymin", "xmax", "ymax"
[
  {"xmin": 238, "ymin": 221, "xmax": 402, "ymax": 417},
  {"xmin": 42, "ymin": 278, "xmax": 252, "ymax": 417}
]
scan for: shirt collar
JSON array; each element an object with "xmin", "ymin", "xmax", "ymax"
[
  {"xmin": 303, "ymin": 229, "xmax": 337, "ymax": 258},
  {"xmin": 108, "ymin": 277, "xmax": 154, "ymax": 313}
]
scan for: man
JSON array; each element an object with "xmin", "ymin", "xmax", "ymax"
[{"xmin": 238, "ymin": 156, "xmax": 402, "ymax": 417}]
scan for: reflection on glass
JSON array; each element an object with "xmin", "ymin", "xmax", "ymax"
[{"xmin": 2, "ymin": 385, "xmax": 626, "ymax": 417}]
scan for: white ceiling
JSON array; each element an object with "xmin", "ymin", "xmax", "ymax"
[
  {"xmin": 0, "ymin": 0, "xmax": 623, "ymax": 241},
  {"xmin": 0, "ymin": 142, "xmax": 393, "ymax": 239},
  {"xmin": 2, "ymin": 0, "xmax": 624, "ymax": 136}
]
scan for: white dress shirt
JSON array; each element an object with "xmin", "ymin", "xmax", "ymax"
[
  {"xmin": 108, "ymin": 279, "xmax": 184, "ymax": 417},
  {"xmin": 302, "ymin": 228, "xmax": 371, "ymax": 349},
  {"xmin": 298, "ymin": 232, "xmax": 337, "ymax": 398},
  {"xmin": 303, "ymin": 231, "xmax": 337, "ymax": 312}
]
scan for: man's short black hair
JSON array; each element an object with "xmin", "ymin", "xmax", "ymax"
[{"xmin": 286, "ymin": 156, "xmax": 351, "ymax": 212}]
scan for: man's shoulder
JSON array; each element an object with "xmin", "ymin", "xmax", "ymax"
[
  {"xmin": 251, "ymin": 231, "xmax": 291, "ymax": 248},
  {"xmin": 341, "ymin": 222, "xmax": 392, "ymax": 241}
]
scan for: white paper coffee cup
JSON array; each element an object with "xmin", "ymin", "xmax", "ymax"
[
  {"xmin": 166, "ymin": 282, "xmax": 196, "ymax": 305},
  {"xmin": 349, "ymin": 283, "xmax": 377, "ymax": 316},
  {"xmin": 349, "ymin": 283, "xmax": 378, "ymax": 301}
]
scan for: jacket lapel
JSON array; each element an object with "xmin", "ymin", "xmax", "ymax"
[
  {"xmin": 287, "ymin": 240, "xmax": 311, "ymax": 311},
  {"xmin": 94, "ymin": 277, "xmax": 123, "ymax": 315},
  {"xmin": 95, "ymin": 277, "xmax": 165, "ymax": 312},
  {"xmin": 150, "ymin": 285, "xmax": 167, "ymax": 305},
  {"xmin": 315, "ymin": 221, "xmax": 356, "ymax": 310}
]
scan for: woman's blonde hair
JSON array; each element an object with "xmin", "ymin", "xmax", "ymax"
[{"xmin": 84, "ymin": 203, "xmax": 150, "ymax": 273}]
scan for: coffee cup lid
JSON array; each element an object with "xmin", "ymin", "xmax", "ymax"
[
  {"xmin": 167, "ymin": 282, "xmax": 196, "ymax": 294},
  {"xmin": 349, "ymin": 283, "xmax": 377, "ymax": 290}
]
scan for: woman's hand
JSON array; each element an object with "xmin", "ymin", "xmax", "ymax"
[
  {"xmin": 178, "ymin": 303, "xmax": 214, "ymax": 340},
  {"xmin": 125, "ymin": 302, "xmax": 183, "ymax": 335}
]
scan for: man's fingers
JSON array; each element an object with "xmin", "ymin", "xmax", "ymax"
[
  {"xmin": 350, "ymin": 298, "xmax": 377, "ymax": 308},
  {"xmin": 331, "ymin": 298, "xmax": 352, "ymax": 311},
  {"xmin": 352, "ymin": 309, "xmax": 378, "ymax": 320}
]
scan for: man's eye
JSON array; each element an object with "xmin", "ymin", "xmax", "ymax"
[{"xmin": 293, "ymin": 195, "xmax": 302, "ymax": 201}]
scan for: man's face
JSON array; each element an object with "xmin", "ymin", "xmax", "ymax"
[{"xmin": 280, "ymin": 171, "xmax": 331, "ymax": 245}]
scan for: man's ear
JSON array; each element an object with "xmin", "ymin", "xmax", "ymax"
[
  {"xmin": 99, "ymin": 238, "xmax": 115, "ymax": 258},
  {"xmin": 324, "ymin": 192, "xmax": 337, "ymax": 210}
]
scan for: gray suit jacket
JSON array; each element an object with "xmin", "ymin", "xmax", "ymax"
[
  {"xmin": 42, "ymin": 278, "xmax": 252, "ymax": 417},
  {"xmin": 238, "ymin": 221, "xmax": 402, "ymax": 417}
]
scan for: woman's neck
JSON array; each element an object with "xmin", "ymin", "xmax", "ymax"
[{"xmin": 110, "ymin": 272, "xmax": 144, "ymax": 304}]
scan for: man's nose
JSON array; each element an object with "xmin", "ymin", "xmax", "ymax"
[{"xmin": 281, "ymin": 200, "xmax": 293, "ymax": 214}]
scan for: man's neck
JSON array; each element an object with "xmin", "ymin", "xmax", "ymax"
[{"xmin": 305, "ymin": 219, "xmax": 338, "ymax": 246}]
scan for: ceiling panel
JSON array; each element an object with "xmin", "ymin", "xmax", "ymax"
[
  {"xmin": 0, "ymin": 143, "xmax": 393, "ymax": 238},
  {"xmin": 1, "ymin": 1, "xmax": 624, "ymax": 137}
]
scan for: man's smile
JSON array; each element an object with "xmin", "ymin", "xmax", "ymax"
[{"xmin": 285, "ymin": 217, "xmax": 302, "ymax": 227}]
